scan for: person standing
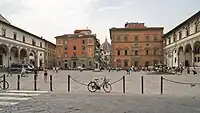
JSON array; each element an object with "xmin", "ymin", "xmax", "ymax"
[
  {"xmin": 21, "ymin": 66, "xmax": 27, "ymax": 77},
  {"xmin": 44, "ymin": 68, "xmax": 48, "ymax": 82}
]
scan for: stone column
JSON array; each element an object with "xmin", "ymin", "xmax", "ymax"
[
  {"xmin": 26, "ymin": 50, "xmax": 30, "ymax": 64},
  {"xmin": 184, "ymin": 52, "xmax": 186, "ymax": 67},
  {"xmin": 18, "ymin": 49, "xmax": 21, "ymax": 64},
  {"xmin": 192, "ymin": 51, "xmax": 194, "ymax": 67},
  {"xmin": 7, "ymin": 48, "xmax": 11, "ymax": 68}
]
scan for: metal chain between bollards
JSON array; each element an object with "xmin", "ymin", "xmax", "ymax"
[
  {"xmin": 163, "ymin": 77, "xmax": 200, "ymax": 86},
  {"xmin": 110, "ymin": 77, "xmax": 123, "ymax": 85},
  {"xmin": 70, "ymin": 76, "xmax": 88, "ymax": 86}
]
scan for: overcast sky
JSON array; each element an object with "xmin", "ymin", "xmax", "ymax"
[{"xmin": 0, "ymin": 0, "xmax": 199, "ymax": 44}]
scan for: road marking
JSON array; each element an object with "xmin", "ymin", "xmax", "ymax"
[
  {"xmin": 0, "ymin": 93, "xmax": 39, "ymax": 96},
  {"xmin": 7, "ymin": 90, "xmax": 48, "ymax": 93},
  {"xmin": 0, "ymin": 97, "xmax": 30, "ymax": 100},
  {"xmin": 0, "ymin": 102, "xmax": 18, "ymax": 106}
]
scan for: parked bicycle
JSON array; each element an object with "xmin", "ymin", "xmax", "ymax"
[
  {"xmin": 0, "ymin": 75, "xmax": 9, "ymax": 90},
  {"xmin": 88, "ymin": 76, "xmax": 112, "ymax": 93}
]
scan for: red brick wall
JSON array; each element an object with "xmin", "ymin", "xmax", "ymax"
[{"xmin": 111, "ymin": 27, "xmax": 163, "ymax": 68}]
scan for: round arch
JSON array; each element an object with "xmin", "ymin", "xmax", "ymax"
[
  {"xmin": 0, "ymin": 44, "xmax": 8, "ymax": 66},
  {"xmin": 20, "ymin": 48, "xmax": 27, "ymax": 64},
  {"xmin": 29, "ymin": 50, "xmax": 37, "ymax": 66},
  {"xmin": 193, "ymin": 41, "xmax": 200, "ymax": 66},
  {"xmin": 10, "ymin": 46, "xmax": 19, "ymax": 64},
  {"xmin": 185, "ymin": 44, "xmax": 192, "ymax": 67}
]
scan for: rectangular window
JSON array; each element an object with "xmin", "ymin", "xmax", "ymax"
[
  {"xmin": 82, "ymin": 40, "xmax": 85, "ymax": 44},
  {"xmin": 173, "ymin": 35, "xmax": 176, "ymax": 42},
  {"xmin": 40, "ymin": 42, "xmax": 42, "ymax": 47},
  {"xmin": 13, "ymin": 33, "xmax": 17, "ymax": 40},
  {"xmin": 194, "ymin": 57, "xmax": 196, "ymax": 62},
  {"xmin": 168, "ymin": 37, "xmax": 171, "ymax": 44},
  {"xmin": 198, "ymin": 57, "xmax": 200, "ymax": 62},
  {"xmin": 124, "ymin": 36, "xmax": 128, "ymax": 41},
  {"xmin": 135, "ymin": 36, "xmax": 138, "ymax": 41},
  {"xmin": 32, "ymin": 39, "xmax": 35, "ymax": 46},
  {"xmin": 2, "ymin": 28, "xmax": 6, "ymax": 37},
  {"xmin": 23, "ymin": 36, "xmax": 25, "ymax": 42},
  {"xmin": 117, "ymin": 50, "xmax": 120, "ymax": 55},
  {"xmin": 124, "ymin": 61, "xmax": 128, "ymax": 67},
  {"xmin": 135, "ymin": 50, "xmax": 138, "ymax": 56},
  {"xmin": 146, "ymin": 36, "xmax": 149, "ymax": 41},
  {"xmin": 186, "ymin": 28, "xmax": 190, "ymax": 37},
  {"xmin": 179, "ymin": 31, "xmax": 182, "ymax": 39},
  {"xmin": 125, "ymin": 50, "xmax": 128, "ymax": 55},
  {"xmin": 73, "ymin": 46, "xmax": 76, "ymax": 50},
  {"xmin": 175, "ymin": 57, "xmax": 176, "ymax": 63},
  {"xmin": 117, "ymin": 36, "xmax": 120, "ymax": 41},
  {"xmin": 146, "ymin": 50, "xmax": 149, "ymax": 55}
]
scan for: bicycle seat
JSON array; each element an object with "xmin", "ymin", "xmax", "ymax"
[{"xmin": 95, "ymin": 78, "xmax": 99, "ymax": 81}]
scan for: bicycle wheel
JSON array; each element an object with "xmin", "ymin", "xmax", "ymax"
[
  {"xmin": 87, "ymin": 82, "xmax": 97, "ymax": 92},
  {"xmin": 103, "ymin": 83, "xmax": 112, "ymax": 93},
  {"xmin": 0, "ymin": 81, "xmax": 9, "ymax": 90}
]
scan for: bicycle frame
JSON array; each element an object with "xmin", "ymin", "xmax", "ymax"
[{"xmin": 95, "ymin": 77, "xmax": 109, "ymax": 88}]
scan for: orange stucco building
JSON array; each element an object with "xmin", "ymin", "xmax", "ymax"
[
  {"xmin": 55, "ymin": 29, "xmax": 99, "ymax": 69},
  {"xmin": 110, "ymin": 22, "xmax": 164, "ymax": 69}
]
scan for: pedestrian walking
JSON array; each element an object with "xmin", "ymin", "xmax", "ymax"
[
  {"xmin": 187, "ymin": 67, "xmax": 190, "ymax": 74},
  {"xmin": 44, "ymin": 68, "xmax": 48, "ymax": 82},
  {"xmin": 192, "ymin": 67, "xmax": 197, "ymax": 75},
  {"xmin": 21, "ymin": 66, "xmax": 27, "ymax": 77},
  {"xmin": 53, "ymin": 67, "xmax": 55, "ymax": 73},
  {"xmin": 55, "ymin": 67, "xmax": 59, "ymax": 73}
]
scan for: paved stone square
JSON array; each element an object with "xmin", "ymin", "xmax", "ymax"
[
  {"xmin": 0, "ymin": 70, "xmax": 200, "ymax": 113},
  {"xmin": 1, "ymin": 92, "xmax": 200, "ymax": 113},
  {"xmin": 1, "ymin": 70, "xmax": 200, "ymax": 96}
]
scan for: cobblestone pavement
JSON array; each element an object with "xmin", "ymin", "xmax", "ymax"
[
  {"xmin": 1, "ymin": 92, "xmax": 200, "ymax": 113},
  {"xmin": 1, "ymin": 70, "xmax": 200, "ymax": 96},
  {"xmin": 0, "ymin": 70, "xmax": 200, "ymax": 113}
]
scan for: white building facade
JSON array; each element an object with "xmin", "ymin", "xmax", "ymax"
[
  {"xmin": 0, "ymin": 14, "xmax": 45, "ymax": 68},
  {"xmin": 163, "ymin": 11, "xmax": 200, "ymax": 67}
]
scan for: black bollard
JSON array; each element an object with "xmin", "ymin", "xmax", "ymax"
[
  {"xmin": 141, "ymin": 76, "xmax": 144, "ymax": 94},
  {"xmin": 161, "ymin": 76, "xmax": 163, "ymax": 94},
  {"xmin": 123, "ymin": 76, "xmax": 125, "ymax": 93},
  {"xmin": 3, "ymin": 74, "xmax": 5, "ymax": 90},
  {"xmin": 17, "ymin": 75, "xmax": 20, "ymax": 90},
  {"xmin": 50, "ymin": 75, "xmax": 53, "ymax": 91},
  {"xmin": 34, "ymin": 70, "xmax": 37, "ymax": 91},
  {"xmin": 68, "ymin": 75, "xmax": 70, "ymax": 92}
]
